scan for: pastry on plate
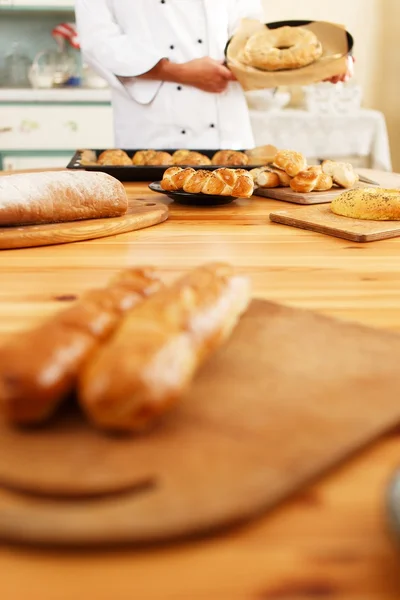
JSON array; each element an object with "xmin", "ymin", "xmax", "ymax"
[{"xmin": 161, "ymin": 166, "xmax": 254, "ymax": 198}]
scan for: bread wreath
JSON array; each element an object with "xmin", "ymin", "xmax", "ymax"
[{"xmin": 242, "ymin": 25, "xmax": 323, "ymax": 72}]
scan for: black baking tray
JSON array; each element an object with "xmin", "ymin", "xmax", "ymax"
[
  {"xmin": 66, "ymin": 149, "xmax": 253, "ymax": 182},
  {"xmin": 224, "ymin": 19, "xmax": 354, "ymax": 59}
]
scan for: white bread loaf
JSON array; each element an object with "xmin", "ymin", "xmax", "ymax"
[{"xmin": 0, "ymin": 170, "xmax": 128, "ymax": 226}]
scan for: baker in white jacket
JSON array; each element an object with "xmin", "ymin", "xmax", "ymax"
[
  {"xmin": 75, "ymin": 0, "xmax": 266, "ymax": 149},
  {"xmin": 75, "ymin": 0, "xmax": 353, "ymax": 150}
]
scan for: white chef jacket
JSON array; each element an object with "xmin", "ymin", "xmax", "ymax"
[{"xmin": 75, "ymin": 0, "xmax": 264, "ymax": 149}]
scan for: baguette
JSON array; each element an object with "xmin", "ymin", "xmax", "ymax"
[
  {"xmin": 0, "ymin": 171, "xmax": 128, "ymax": 226},
  {"xmin": 79, "ymin": 263, "xmax": 251, "ymax": 432},
  {"xmin": 0, "ymin": 268, "xmax": 163, "ymax": 425}
]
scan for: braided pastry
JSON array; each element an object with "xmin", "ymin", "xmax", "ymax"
[
  {"xmin": 161, "ymin": 167, "xmax": 254, "ymax": 198},
  {"xmin": 273, "ymin": 150, "xmax": 307, "ymax": 177}
]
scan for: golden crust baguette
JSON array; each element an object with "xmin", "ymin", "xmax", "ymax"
[
  {"xmin": 331, "ymin": 188, "xmax": 400, "ymax": 220},
  {"xmin": 0, "ymin": 268, "xmax": 163, "ymax": 425},
  {"xmin": 79, "ymin": 263, "xmax": 251, "ymax": 432}
]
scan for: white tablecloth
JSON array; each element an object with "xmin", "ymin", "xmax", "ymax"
[{"xmin": 249, "ymin": 108, "xmax": 392, "ymax": 172}]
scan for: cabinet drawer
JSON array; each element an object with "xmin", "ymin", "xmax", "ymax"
[
  {"xmin": 2, "ymin": 154, "xmax": 73, "ymax": 171},
  {"xmin": 0, "ymin": 105, "xmax": 114, "ymax": 150}
]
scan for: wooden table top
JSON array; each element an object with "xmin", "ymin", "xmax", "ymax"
[{"xmin": 2, "ymin": 168, "xmax": 400, "ymax": 600}]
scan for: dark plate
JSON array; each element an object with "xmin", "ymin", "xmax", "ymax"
[
  {"xmin": 66, "ymin": 149, "xmax": 253, "ymax": 183},
  {"xmin": 224, "ymin": 19, "xmax": 354, "ymax": 60},
  {"xmin": 148, "ymin": 182, "xmax": 236, "ymax": 206}
]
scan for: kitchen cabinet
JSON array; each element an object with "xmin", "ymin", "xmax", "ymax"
[
  {"xmin": 0, "ymin": 1, "xmax": 75, "ymax": 8},
  {"xmin": 0, "ymin": 100, "xmax": 114, "ymax": 171},
  {"xmin": 0, "ymin": 105, "xmax": 113, "ymax": 150}
]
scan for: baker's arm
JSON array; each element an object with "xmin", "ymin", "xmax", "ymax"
[{"xmin": 75, "ymin": 0, "xmax": 163, "ymax": 78}]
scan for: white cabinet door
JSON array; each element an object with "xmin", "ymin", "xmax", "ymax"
[
  {"xmin": 0, "ymin": 105, "xmax": 114, "ymax": 150},
  {"xmin": 11, "ymin": 1, "xmax": 75, "ymax": 7},
  {"xmin": 2, "ymin": 154, "xmax": 73, "ymax": 171}
]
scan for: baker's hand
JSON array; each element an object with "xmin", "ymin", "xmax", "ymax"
[
  {"xmin": 325, "ymin": 55, "xmax": 355, "ymax": 84},
  {"xmin": 178, "ymin": 58, "xmax": 236, "ymax": 93}
]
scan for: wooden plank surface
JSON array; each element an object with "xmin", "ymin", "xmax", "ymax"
[
  {"xmin": 1, "ymin": 168, "xmax": 400, "ymax": 599},
  {"xmin": 270, "ymin": 203, "xmax": 400, "ymax": 242},
  {"xmin": 255, "ymin": 184, "xmax": 346, "ymax": 204},
  {"xmin": 254, "ymin": 179, "xmax": 378, "ymax": 205},
  {"xmin": 3, "ymin": 299, "xmax": 400, "ymax": 548},
  {"xmin": 0, "ymin": 198, "xmax": 168, "ymax": 250}
]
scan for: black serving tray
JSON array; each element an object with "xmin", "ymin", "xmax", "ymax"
[{"xmin": 66, "ymin": 149, "xmax": 253, "ymax": 182}]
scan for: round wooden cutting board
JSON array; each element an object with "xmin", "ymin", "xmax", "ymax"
[
  {"xmin": 0, "ymin": 197, "xmax": 168, "ymax": 250},
  {"xmin": 3, "ymin": 300, "xmax": 400, "ymax": 546}
]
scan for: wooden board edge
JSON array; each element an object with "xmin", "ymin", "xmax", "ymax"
[
  {"xmin": 0, "ymin": 208, "xmax": 169, "ymax": 251},
  {"xmin": 269, "ymin": 213, "xmax": 400, "ymax": 243}
]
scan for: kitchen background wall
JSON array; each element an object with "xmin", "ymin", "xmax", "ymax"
[
  {"xmin": 0, "ymin": 1, "xmax": 398, "ymax": 169},
  {"xmin": 0, "ymin": 11, "xmax": 74, "ymax": 72},
  {"xmin": 262, "ymin": 0, "xmax": 398, "ymax": 168}
]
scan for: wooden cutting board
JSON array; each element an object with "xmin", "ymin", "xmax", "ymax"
[
  {"xmin": 0, "ymin": 198, "xmax": 168, "ymax": 250},
  {"xmin": 2, "ymin": 299, "xmax": 400, "ymax": 546},
  {"xmin": 255, "ymin": 182, "xmax": 369, "ymax": 205},
  {"xmin": 270, "ymin": 204, "xmax": 400, "ymax": 242}
]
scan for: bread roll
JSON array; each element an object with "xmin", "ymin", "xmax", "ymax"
[
  {"xmin": 274, "ymin": 150, "xmax": 307, "ymax": 177},
  {"xmin": 322, "ymin": 160, "xmax": 359, "ymax": 189},
  {"xmin": 290, "ymin": 167, "xmax": 333, "ymax": 193},
  {"xmin": 173, "ymin": 151, "xmax": 211, "ymax": 166},
  {"xmin": 132, "ymin": 150, "xmax": 158, "ymax": 165},
  {"xmin": 250, "ymin": 167, "xmax": 280, "ymax": 189},
  {"xmin": 98, "ymin": 149, "xmax": 132, "ymax": 166},
  {"xmin": 0, "ymin": 171, "xmax": 128, "ymax": 226},
  {"xmin": 212, "ymin": 150, "xmax": 249, "ymax": 166},
  {"xmin": 146, "ymin": 151, "xmax": 173, "ymax": 166},
  {"xmin": 0, "ymin": 268, "xmax": 163, "ymax": 425},
  {"xmin": 331, "ymin": 188, "xmax": 400, "ymax": 220},
  {"xmin": 79, "ymin": 263, "xmax": 251, "ymax": 432},
  {"xmin": 290, "ymin": 169, "xmax": 320, "ymax": 193},
  {"xmin": 245, "ymin": 144, "xmax": 278, "ymax": 166}
]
